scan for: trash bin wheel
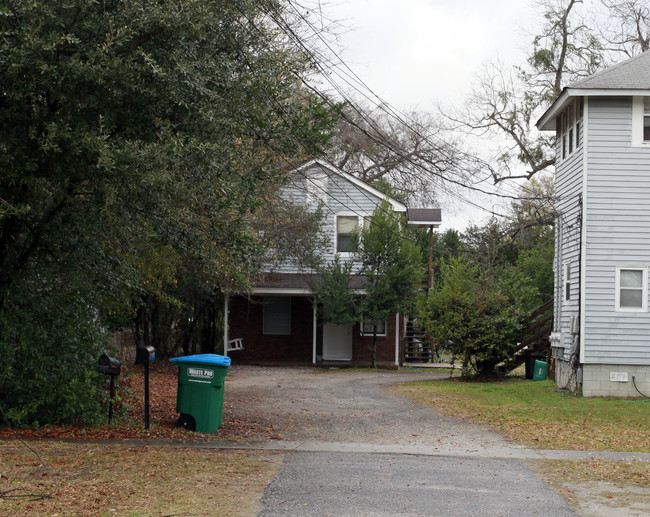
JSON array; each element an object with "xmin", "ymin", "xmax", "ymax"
[{"xmin": 176, "ymin": 413, "xmax": 196, "ymax": 431}]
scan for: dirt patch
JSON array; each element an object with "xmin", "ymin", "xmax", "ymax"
[
  {"xmin": 0, "ymin": 441, "xmax": 282, "ymax": 516},
  {"xmin": 531, "ymin": 460, "xmax": 650, "ymax": 517}
]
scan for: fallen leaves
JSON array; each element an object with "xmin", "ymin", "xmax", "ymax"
[{"xmin": 0, "ymin": 362, "xmax": 279, "ymax": 442}]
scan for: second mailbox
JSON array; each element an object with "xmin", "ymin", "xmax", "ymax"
[{"xmin": 135, "ymin": 346, "xmax": 156, "ymax": 365}]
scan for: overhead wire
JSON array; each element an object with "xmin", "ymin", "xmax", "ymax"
[
  {"xmin": 265, "ymin": 2, "xmax": 538, "ymax": 209},
  {"xmin": 232, "ymin": 0, "xmax": 547, "ymax": 247}
]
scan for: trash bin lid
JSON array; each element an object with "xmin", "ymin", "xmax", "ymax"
[{"xmin": 170, "ymin": 354, "xmax": 231, "ymax": 367}]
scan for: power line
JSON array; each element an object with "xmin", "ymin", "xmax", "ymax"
[{"xmin": 267, "ymin": 2, "xmax": 547, "ymax": 208}]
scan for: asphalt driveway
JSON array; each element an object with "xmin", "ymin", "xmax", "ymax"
[{"xmin": 222, "ymin": 366, "xmax": 577, "ymax": 516}]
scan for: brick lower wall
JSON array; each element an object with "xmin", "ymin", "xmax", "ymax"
[
  {"xmin": 351, "ymin": 315, "xmax": 401, "ymax": 365},
  {"xmin": 228, "ymin": 295, "xmax": 315, "ymax": 363},
  {"xmin": 228, "ymin": 295, "xmax": 403, "ymax": 365}
]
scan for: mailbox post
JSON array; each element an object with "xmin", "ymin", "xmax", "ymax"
[
  {"xmin": 135, "ymin": 346, "xmax": 156, "ymax": 430},
  {"xmin": 98, "ymin": 354, "xmax": 121, "ymax": 424}
]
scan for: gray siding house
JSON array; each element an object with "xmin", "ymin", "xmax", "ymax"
[
  {"xmin": 537, "ymin": 51, "xmax": 650, "ymax": 397},
  {"xmin": 223, "ymin": 160, "xmax": 439, "ymax": 366}
]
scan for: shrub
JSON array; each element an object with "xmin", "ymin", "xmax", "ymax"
[
  {"xmin": 0, "ymin": 275, "xmax": 107, "ymax": 427},
  {"xmin": 417, "ymin": 257, "xmax": 535, "ymax": 377}
]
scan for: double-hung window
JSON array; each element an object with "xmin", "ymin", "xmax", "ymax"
[
  {"xmin": 559, "ymin": 99, "xmax": 582, "ymax": 160},
  {"xmin": 263, "ymin": 296, "xmax": 291, "ymax": 334},
  {"xmin": 631, "ymin": 97, "xmax": 650, "ymax": 146},
  {"xmin": 336, "ymin": 216, "xmax": 359, "ymax": 253},
  {"xmin": 361, "ymin": 319, "xmax": 387, "ymax": 336},
  {"xmin": 643, "ymin": 97, "xmax": 650, "ymax": 142},
  {"xmin": 616, "ymin": 267, "xmax": 647, "ymax": 312},
  {"xmin": 336, "ymin": 215, "xmax": 370, "ymax": 253}
]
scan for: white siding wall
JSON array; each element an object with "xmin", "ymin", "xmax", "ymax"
[
  {"xmin": 268, "ymin": 162, "xmax": 386, "ymax": 274},
  {"xmin": 554, "ymin": 110, "xmax": 584, "ymax": 359},
  {"xmin": 585, "ymin": 96, "xmax": 650, "ymax": 365}
]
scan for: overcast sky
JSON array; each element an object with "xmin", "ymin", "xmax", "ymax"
[{"xmin": 318, "ymin": 0, "xmax": 540, "ymax": 230}]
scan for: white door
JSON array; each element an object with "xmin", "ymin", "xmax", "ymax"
[{"xmin": 323, "ymin": 323, "xmax": 353, "ymax": 361}]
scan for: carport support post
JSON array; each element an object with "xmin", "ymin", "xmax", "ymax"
[{"xmin": 394, "ymin": 313, "xmax": 400, "ymax": 366}]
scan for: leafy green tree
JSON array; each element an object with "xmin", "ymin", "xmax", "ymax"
[
  {"xmin": 316, "ymin": 256, "xmax": 361, "ymax": 327},
  {"xmin": 463, "ymin": 218, "xmax": 519, "ymax": 279},
  {"xmin": 508, "ymin": 175, "xmax": 555, "ymax": 301},
  {"xmin": 316, "ymin": 202, "xmax": 421, "ymax": 368},
  {"xmin": 0, "ymin": 0, "xmax": 336, "ymax": 426},
  {"xmin": 356, "ymin": 201, "xmax": 422, "ymax": 368},
  {"xmin": 417, "ymin": 257, "xmax": 537, "ymax": 377}
]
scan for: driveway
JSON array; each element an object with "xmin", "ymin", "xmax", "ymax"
[
  {"xmin": 225, "ymin": 366, "xmax": 514, "ymax": 449},
  {"xmin": 222, "ymin": 366, "xmax": 577, "ymax": 516}
]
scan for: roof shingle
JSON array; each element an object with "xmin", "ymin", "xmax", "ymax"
[{"xmin": 570, "ymin": 51, "xmax": 650, "ymax": 90}]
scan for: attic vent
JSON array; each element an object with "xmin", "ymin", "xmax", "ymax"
[{"xmin": 610, "ymin": 372, "xmax": 629, "ymax": 383}]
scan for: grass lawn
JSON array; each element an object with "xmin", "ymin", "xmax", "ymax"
[
  {"xmin": 391, "ymin": 376, "xmax": 650, "ymax": 452},
  {"xmin": 393, "ymin": 375, "xmax": 650, "ymax": 513},
  {"xmin": 0, "ymin": 441, "xmax": 281, "ymax": 516}
]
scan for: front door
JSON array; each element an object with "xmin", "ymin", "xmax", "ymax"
[{"xmin": 323, "ymin": 323, "xmax": 353, "ymax": 361}]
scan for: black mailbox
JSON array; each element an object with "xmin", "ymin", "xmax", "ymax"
[
  {"xmin": 136, "ymin": 346, "xmax": 156, "ymax": 365},
  {"xmin": 98, "ymin": 354, "xmax": 121, "ymax": 376}
]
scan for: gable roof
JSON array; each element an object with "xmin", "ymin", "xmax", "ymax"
[
  {"xmin": 537, "ymin": 51, "xmax": 650, "ymax": 131},
  {"xmin": 295, "ymin": 159, "xmax": 407, "ymax": 212}
]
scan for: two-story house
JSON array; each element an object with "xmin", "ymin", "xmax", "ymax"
[
  {"xmin": 222, "ymin": 159, "xmax": 440, "ymax": 367},
  {"xmin": 537, "ymin": 51, "xmax": 650, "ymax": 397}
]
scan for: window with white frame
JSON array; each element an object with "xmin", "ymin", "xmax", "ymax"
[
  {"xmin": 336, "ymin": 215, "xmax": 370, "ymax": 253},
  {"xmin": 336, "ymin": 215, "xmax": 359, "ymax": 253},
  {"xmin": 643, "ymin": 97, "xmax": 650, "ymax": 142},
  {"xmin": 631, "ymin": 97, "xmax": 650, "ymax": 147},
  {"xmin": 558, "ymin": 99, "xmax": 582, "ymax": 160},
  {"xmin": 616, "ymin": 267, "xmax": 647, "ymax": 312},
  {"xmin": 361, "ymin": 319, "xmax": 387, "ymax": 336},
  {"xmin": 263, "ymin": 296, "xmax": 291, "ymax": 334},
  {"xmin": 563, "ymin": 262, "xmax": 571, "ymax": 302}
]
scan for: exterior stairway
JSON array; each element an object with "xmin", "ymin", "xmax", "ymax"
[{"xmin": 404, "ymin": 320, "xmax": 432, "ymax": 363}]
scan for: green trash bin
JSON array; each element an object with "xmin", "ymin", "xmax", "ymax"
[
  {"xmin": 169, "ymin": 354, "xmax": 231, "ymax": 433},
  {"xmin": 533, "ymin": 359, "xmax": 547, "ymax": 381}
]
